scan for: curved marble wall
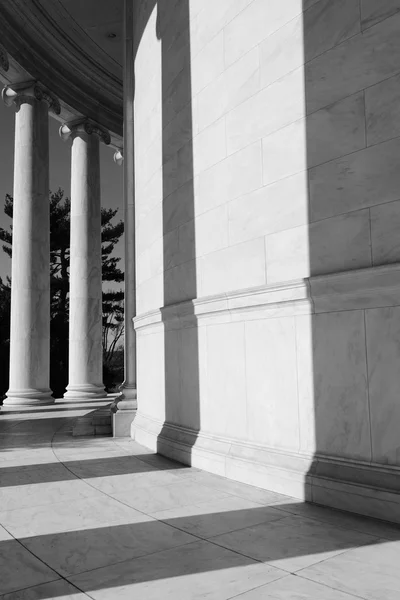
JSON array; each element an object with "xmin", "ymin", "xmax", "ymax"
[{"xmin": 131, "ymin": 0, "xmax": 400, "ymax": 523}]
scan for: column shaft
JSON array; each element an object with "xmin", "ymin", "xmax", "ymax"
[
  {"xmin": 64, "ymin": 130, "xmax": 105, "ymax": 399},
  {"xmin": 5, "ymin": 96, "xmax": 53, "ymax": 405},
  {"xmin": 112, "ymin": 0, "xmax": 137, "ymax": 436}
]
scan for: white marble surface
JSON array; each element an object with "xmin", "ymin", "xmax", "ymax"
[
  {"xmin": 311, "ymin": 310, "xmax": 371, "ymax": 461},
  {"xmin": 223, "ymin": 0, "xmax": 302, "ymax": 68},
  {"xmin": 365, "ymin": 306, "xmax": 400, "ymax": 465},
  {"xmin": 305, "ymin": 12, "xmax": 400, "ymax": 114},
  {"xmin": 64, "ymin": 129, "xmax": 104, "ymax": 400},
  {"xmin": 2, "ymin": 400, "xmax": 400, "ymax": 599},
  {"xmin": 361, "ymin": 0, "xmax": 400, "ymax": 30},
  {"xmin": 366, "ymin": 72, "xmax": 400, "ymax": 145},
  {"xmin": 197, "ymin": 46, "xmax": 260, "ymax": 133},
  {"xmin": 5, "ymin": 90, "xmax": 53, "ymax": 406},
  {"xmin": 372, "ymin": 203, "xmax": 400, "ymax": 269},
  {"xmin": 228, "ymin": 171, "xmax": 308, "ymax": 246},
  {"xmin": 309, "ymin": 137, "xmax": 400, "ymax": 221},
  {"xmin": 245, "ymin": 317, "xmax": 299, "ymax": 450},
  {"xmin": 303, "ymin": 0, "xmax": 360, "ymax": 63},
  {"xmin": 199, "ymin": 238, "xmax": 266, "ymax": 297},
  {"xmin": 226, "ymin": 67, "xmax": 305, "ymax": 155}
]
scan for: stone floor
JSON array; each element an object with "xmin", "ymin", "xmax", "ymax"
[{"xmin": 1, "ymin": 401, "xmax": 400, "ymax": 599}]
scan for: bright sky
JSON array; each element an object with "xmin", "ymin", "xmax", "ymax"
[{"xmin": 0, "ymin": 101, "xmax": 124, "ymax": 287}]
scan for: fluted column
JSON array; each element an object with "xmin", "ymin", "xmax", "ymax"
[
  {"xmin": 60, "ymin": 120, "xmax": 110, "ymax": 400},
  {"xmin": 111, "ymin": 0, "xmax": 137, "ymax": 437},
  {"xmin": 2, "ymin": 82, "xmax": 59, "ymax": 406}
]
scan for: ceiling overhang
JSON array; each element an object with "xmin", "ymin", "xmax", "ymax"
[{"xmin": 0, "ymin": 0, "xmax": 123, "ymax": 146}]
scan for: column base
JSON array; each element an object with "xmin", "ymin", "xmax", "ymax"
[
  {"xmin": 3, "ymin": 388, "xmax": 54, "ymax": 407},
  {"xmin": 111, "ymin": 387, "xmax": 137, "ymax": 437},
  {"xmin": 63, "ymin": 384, "xmax": 106, "ymax": 401}
]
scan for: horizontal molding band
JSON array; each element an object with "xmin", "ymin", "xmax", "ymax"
[
  {"xmin": 132, "ymin": 412, "xmax": 400, "ymax": 523},
  {"xmin": 134, "ymin": 262, "xmax": 400, "ymax": 332}
]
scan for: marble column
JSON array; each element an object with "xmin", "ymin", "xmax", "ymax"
[
  {"xmin": 60, "ymin": 120, "xmax": 110, "ymax": 400},
  {"xmin": 111, "ymin": 0, "xmax": 137, "ymax": 436},
  {"xmin": 2, "ymin": 82, "xmax": 59, "ymax": 406}
]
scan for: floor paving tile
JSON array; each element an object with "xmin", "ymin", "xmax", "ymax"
[
  {"xmin": 152, "ymin": 496, "xmax": 286, "ymax": 538},
  {"xmin": 70, "ymin": 539, "xmax": 286, "ymax": 600},
  {"xmin": 177, "ymin": 470, "xmax": 292, "ymax": 505},
  {"xmin": 0, "ymin": 540, "xmax": 59, "ymax": 596},
  {"xmin": 22, "ymin": 519, "xmax": 196, "ymax": 576},
  {"xmin": 86, "ymin": 468, "xmax": 184, "ymax": 494},
  {"xmin": 270, "ymin": 497, "xmax": 400, "ymax": 541},
  {"xmin": 0, "ymin": 494, "xmax": 149, "ymax": 537},
  {"xmin": 299, "ymin": 539, "xmax": 400, "ymax": 600},
  {"xmin": 0, "ymin": 580, "xmax": 87, "ymax": 599},
  {"xmin": 229, "ymin": 573, "xmax": 361, "ymax": 599},
  {"xmin": 113, "ymin": 479, "xmax": 231, "ymax": 514},
  {"xmin": 1, "ymin": 399, "xmax": 400, "ymax": 600},
  {"xmin": 210, "ymin": 514, "xmax": 379, "ymax": 573}
]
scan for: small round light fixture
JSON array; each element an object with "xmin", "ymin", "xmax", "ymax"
[{"xmin": 107, "ymin": 32, "xmax": 117, "ymax": 38}]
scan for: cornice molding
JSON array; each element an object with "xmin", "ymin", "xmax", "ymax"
[
  {"xmin": 2, "ymin": 81, "xmax": 60, "ymax": 114},
  {"xmin": 133, "ymin": 263, "xmax": 400, "ymax": 332},
  {"xmin": 0, "ymin": 43, "xmax": 9, "ymax": 71},
  {"xmin": 60, "ymin": 119, "xmax": 111, "ymax": 145},
  {"xmin": 0, "ymin": 0, "xmax": 122, "ymax": 136}
]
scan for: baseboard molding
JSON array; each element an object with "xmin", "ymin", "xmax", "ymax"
[{"xmin": 132, "ymin": 412, "xmax": 400, "ymax": 524}]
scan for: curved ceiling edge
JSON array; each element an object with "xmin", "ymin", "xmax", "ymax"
[{"xmin": 0, "ymin": 0, "xmax": 123, "ymax": 139}]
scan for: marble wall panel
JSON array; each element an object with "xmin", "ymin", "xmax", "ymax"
[
  {"xmin": 223, "ymin": 0, "xmax": 302, "ymax": 68},
  {"xmin": 163, "ymin": 259, "xmax": 199, "ymax": 305},
  {"xmin": 245, "ymin": 317, "xmax": 300, "ymax": 451},
  {"xmin": 228, "ymin": 171, "xmax": 308, "ymax": 246},
  {"xmin": 371, "ymin": 200, "xmax": 400, "ymax": 266},
  {"xmin": 305, "ymin": 13, "xmax": 400, "ymax": 114},
  {"xmin": 136, "ymin": 203, "xmax": 163, "ymax": 254},
  {"xmin": 193, "ymin": 117, "xmax": 226, "ymax": 175},
  {"xmin": 309, "ymin": 137, "xmax": 400, "ymax": 221},
  {"xmin": 136, "ymin": 169, "xmax": 163, "ymax": 224},
  {"xmin": 136, "ymin": 331, "xmax": 165, "ymax": 421},
  {"xmin": 311, "ymin": 310, "xmax": 371, "ymax": 461},
  {"xmin": 267, "ymin": 223, "xmax": 309, "ymax": 283},
  {"xmin": 295, "ymin": 314, "xmax": 316, "ymax": 454},
  {"xmin": 262, "ymin": 118, "xmax": 307, "ymax": 186},
  {"xmin": 163, "ymin": 329, "xmax": 183, "ymax": 427},
  {"xmin": 163, "ymin": 66, "xmax": 194, "ymax": 130},
  {"xmin": 136, "ymin": 273, "xmax": 164, "ymax": 314},
  {"xmin": 135, "ymin": 134, "xmax": 163, "ymax": 193},
  {"xmin": 190, "ymin": 0, "xmax": 254, "ymax": 58},
  {"xmin": 163, "ymin": 179, "xmax": 197, "ymax": 235},
  {"xmin": 163, "ymin": 228, "xmax": 181, "ymax": 272},
  {"xmin": 161, "ymin": 103, "xmax": 194, "ymax": 167},
  {"xmin": 162, "ymin": 139, "xmax": 196, "ymax": 199},
  {"xmin": 195, "ymin": 141, "xmax": 263, "ymax": 217},
  {"xmin": 267, "ymin": 210, "xmax": 371, "ymax": 283},
  {"xmin": 162, "ymin": 25, "xmax": 190, "ymax": 92},
  {"xmin": 196, "ymin": 47, "xmax": 260, "ymax": 133},
  {"xmin": 306, "ymin": 92, "xmax": 366, "ymax": 168},
  {"xmin": 365, "ymin": 306, "xmax": 400, "ymax": 465},
  {"xmin": 195, "ymin": 204, "xmax": 229, "ymax": 257},
  {"xmin": 204, "ymin": 322, "xmax": 247, "ymax": 439},
  {"xmin": 365, "ymin": 73, "xmax": 400, "ymax": 146},
  {"xmin": 260, "ymin": 14, "xmax": 304, "ymax": 90},
  {"xmin": 303, "ymin": 0, "xmax": 360, "ymax": 63},
  {"xmin": 361, "ymin": 0, "xmax": 400, "ymax": 30},
  {"xmin": 191, "ymin": 31, "xmax": 224, "ymax": 96},
  {"xmin": 179, "ymin": 325, "xmax": 208, "ymax": 430},
  {"xmin": 226, "ymin": 67, "xmax": 305, "ymax": 155},
  {"xmin": 199, "ymin": 238, "xmax": 266, "ymax": 297}
]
